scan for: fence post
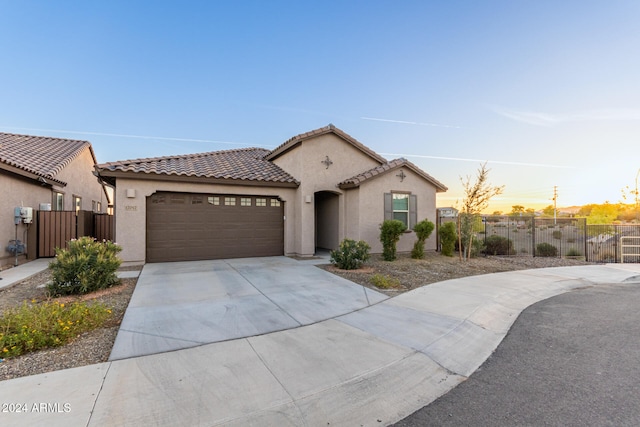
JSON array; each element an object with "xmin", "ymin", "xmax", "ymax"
[{"xmin": 532, "ymin": 217, "xmax": 536, "ymax": 257}]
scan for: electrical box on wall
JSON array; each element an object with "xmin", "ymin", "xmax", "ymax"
[{"xmin": 14, "ymin": 207, "xmax": 33, "ymax": 224}]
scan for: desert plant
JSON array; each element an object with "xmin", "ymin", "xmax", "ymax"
[
  {"xmin": 330, "ymin": 238, "xmax": 371, "ymax": 270},
  {"xmin": 439, "ymin": 222, "xmax": 457, "ymax": 257},
  {"xmin": 370, "ymin": 274, "xmax": 401, "ymax": 289},
  {"xmin": 379, "ymin": 219, "xmax": 407, "ymax": 261},
  {"xmin": 48, "ymin": 237, "xmax": 122, "ymax": 296},
  {"xmin": 0, "ymin": 300, "xmax": 112, "ymax": 358},
  {"xmin": 411, "ymin": 219, "xmax": 435, "ymax": 259},
  {"xmin": 536, "ymin": 242, "xmax": 558, "ymax": 257},
  {"xmin": 484, "ymin": 235, "xmax": 514, "ymax": 255}
]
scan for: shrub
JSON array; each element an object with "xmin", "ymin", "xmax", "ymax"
[
  {"xmin": 0, "ymin": 300, "xmax": 112, "ymax": 358},
  {"xmin": 411, "ymin": 219, "xmax": 435, "ymax": 259},
  {"xmin": 438, "ymin": 222, "xmax": 457, "ymax": 257},
  {"xmin": 536, "ymin": 242, "xmax": 558, "ymax": 257},
  {"xmin": 370, "ymin": 274, "xmax": 401, "ymax": 289},
  {"xmin": 566, "ymin": 248, "xmax": 582, "ymax": 257},
  {"xmin": 552, "ymin": 230, "xmax": 562, "ymax": 240},
  {"xmin": 330, "ymin": 238, "xmax": 371, "ymax": 270},
  {"xmin": 379, "ymin": 220, "xmax": 407, "ymax": 261},
  {"xmin": 48, "ymin": 237, "xmax": 122, "ymax": 296},
  {"xmin": 484, "ymin": 235, "xmax": 514, "ymax": 255}
]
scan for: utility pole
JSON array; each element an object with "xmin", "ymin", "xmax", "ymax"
[{"xmin": 552, "ymin": 186, "xmax": 558, "ymax": 225}]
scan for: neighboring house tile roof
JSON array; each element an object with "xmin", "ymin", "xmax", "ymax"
[
  {"xmin": 0, "ymin": 132, "xmax": 94, "ymax": 186},
  {"xmin": 96, "ymin": 147, "xmax": 300, "ymax": 186},
  {"xmin": 338, "ymin": 157, "xmax": 448, "ymax": 192},
  {"xmin": 264, "ymin": 124, "xmax": 388, "ymax": 164}
]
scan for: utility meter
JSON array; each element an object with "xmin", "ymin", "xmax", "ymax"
[{"xmin": 13, "ymin": 207, "xmax": 33, "ymax": 224}]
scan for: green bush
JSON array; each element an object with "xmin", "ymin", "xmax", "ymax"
[
  {"xmin": 48, "ymin": 236, "xmax": 122, "ymax": 296},
  {"xmin": 484, "ymin": 235, "xmax": 514, "ymax": 255},
  {"xmin": 566, "ymin": 248, "xmax": 582, "ymax": 257},
  {"xmin": 411, "ymin": 219, "xmax": 435, "ymax": 259},
  {"xmin": 0, "ymin": 300, "xmax": 112, "ymax": 358},
  {"xmin": 370, "ymin": 274, "xmax": 401, "ymax": 289},
  {"xmin": 536, "ymin": 242, "xmax": 558, "ymax": 257},
  {"xmin": 552, "ymin": 230, "xmax": 562, "ymax": 240},
  {"xmin": 438, "ymin": 222, "xmax": 457, "ymax": 257},
  {"xmin": 379, "ymin": 220, "xmax": 407, "ymax": 261},
  {"xmin": 330, "ymin": 238, "xmax": 371, "ymax": 270}
]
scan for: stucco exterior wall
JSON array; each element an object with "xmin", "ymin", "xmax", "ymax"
[
  {"xmin": 271, "ymin": 133, "xmax": 382, "ymax": 255},
  {"xmin": 0, "ymin": 173, "xmax": 50, "ymax": 265},
  {"xmin": 54, "ymin": 148, "xmax": 109, "ymax": 212},
  {"xmin": 356, "ymin": 167, "xmax": 439, "ymax": 254},
  {"xmin": 113, "ymin": 178, "xmax": 296, "ymax": 264}
]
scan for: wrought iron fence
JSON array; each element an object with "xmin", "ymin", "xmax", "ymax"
[{"xmin": 438, "ymin": 214, "xmax": 640, "ymax": 263}]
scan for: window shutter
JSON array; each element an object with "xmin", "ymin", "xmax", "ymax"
[
  {"xmin": 409, "ymin": 194, "xmax": 417, "ymax": 228},
  {"xmin": 384, "ymin": 193, "xmax": 392, "ymax": 221}
]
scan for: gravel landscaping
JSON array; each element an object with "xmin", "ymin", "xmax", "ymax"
[{"xmin": 0, "ymin": 253, "xmax": 592, "ymax": 381}]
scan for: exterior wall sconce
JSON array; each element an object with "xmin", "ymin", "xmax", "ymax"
[
  {"xmin": 126, "ymin": 189, "xmax": 136, "ymax": 198},
  {"xmin": 321, "ymin": 155, "xmax": 333, "ymax": 169}
]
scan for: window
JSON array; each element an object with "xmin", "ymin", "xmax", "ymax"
[
  {"xmin": 73, "ymin": 196, "xmax": 82, "ymax": 214},
  {"xmin": 384, "ymin": 193, "xmax": 416, "ymax": 230},
  {"xmin": 224, "ymin": 197, "xmax": 236, "ymax": 206},
  {"xmin": 392, "ymin": 194, "xmax": 409, "ymax": 228},
  {"xmin": 208, "ymin": 196, "xmax": 220, "ymax": 205},
  {"xmin": 256, "ymin": 198, "xmax": 267, "ymax": 207},
  {"xmin": 240, "ymin": 197, "xmax": 251, "ymax": 206},
  {"xmin": 54, "ymin": 192, "xmax": 64, "ymax": 210},
  {"xmin": 191, "ymin": 196, "xmax": 203, "ymax": 205},
  {"xmin": 270, "ymin": 199, "xmax": 281, "ymax": 207}
]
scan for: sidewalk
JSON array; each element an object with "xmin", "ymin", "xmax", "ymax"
[
  {"xmin": 0, "ymin": 258, "xmax": 50, "ymax": 290},
  {"xmin": 1, "ymin": 262, "xmax": 639, "ymax": 426}
]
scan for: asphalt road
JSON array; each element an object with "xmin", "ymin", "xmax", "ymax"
[{"xmin": 393, "ymin": 281, "xmax": 640, "ymax": 427}]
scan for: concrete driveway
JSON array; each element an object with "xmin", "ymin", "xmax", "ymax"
[
  {"xmin": 110, "ymin": 256, "xmax": 388, "ymax": 359},
  {"xmin": 2, "ymin": 260, "xmax": 640, "ymax": 426}
]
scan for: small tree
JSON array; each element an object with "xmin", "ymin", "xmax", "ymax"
[
  {"xmin": 411, "ymin": 219, "xmax": 435, "ymax": 259},
  {"xmin": 380, "ymin": 219, "xmax": 406, "ymax": 261},
  {"xmin": 438, "ymin": 222, "xmax": 457, "ymax": 257},
  {"xmin": 459, "ymin": 163, "xmax": 504, "ymax": 260}
]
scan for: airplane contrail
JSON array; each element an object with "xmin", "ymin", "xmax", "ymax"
[
  {"xmin": 0, "ymin": 126, "xmax": 266, "ymax": 147},
  {"xmin": 379, "ymin": 152, "xmax": 574, "ymax": 169},
  {"xmin": 361, "ymin": 116, "xmax": 462, "ymax": 129}
]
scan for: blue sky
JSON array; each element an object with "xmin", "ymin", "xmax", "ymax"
[{"xmin": 1, "ymin": 1, "xmax": 639, "ymax": 212}]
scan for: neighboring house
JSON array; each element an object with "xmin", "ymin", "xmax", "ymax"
[
  {"xmin": 0, "ymin": 133, "xmax": 110, "ymax": 267},
  {"xmin": 437, "ymin": 207, "xmax": 459, "ymax": 218},
  {"xmin": 96, "ymin": 125, "xmax": 448, "ymax": 264}
]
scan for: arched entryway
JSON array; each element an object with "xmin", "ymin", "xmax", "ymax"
[{"xmin": 314, "ymin": 191, "xmax": 339, "ymax": 252}]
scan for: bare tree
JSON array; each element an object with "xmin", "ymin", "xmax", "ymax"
[{"xmin": 459, "ymin": 163, "xmax": 504, "ymax": 260}]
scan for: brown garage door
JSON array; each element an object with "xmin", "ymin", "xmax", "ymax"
[{"xmin": 146, "ymin": 192, "xmax": 284, "ymax": 262}]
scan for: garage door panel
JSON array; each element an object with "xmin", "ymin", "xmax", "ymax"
[{"xmin": 146, "ymin": 192, "xmax": 284, "ymax": 262}]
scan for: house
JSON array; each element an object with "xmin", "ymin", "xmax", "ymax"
[
  {"xmin": 0, "ymin": 133, "xmax": 110, "ymax": 267},
  {"xmin": 95, "ymin": 125, "xmax": 448, "ymax": 264},
  {"xmin": 437, "ymin": 207, "xmax": 459, "ymax": 218}
]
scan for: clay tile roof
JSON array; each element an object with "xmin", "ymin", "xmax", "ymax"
[
  {"xmin": 96, "ymin": 147, "xmax": 299, "ymax": 185},
  {"xmin": 339, "ymin": 158, "xmax": 448, "ymax": 192},
  {"xmin": 0, "ymin": 132, "xmax": 94, "ymax": 186},
  {"xmin": 264, "ymin": 124, "xmax": 387, "ymax": 164}
]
